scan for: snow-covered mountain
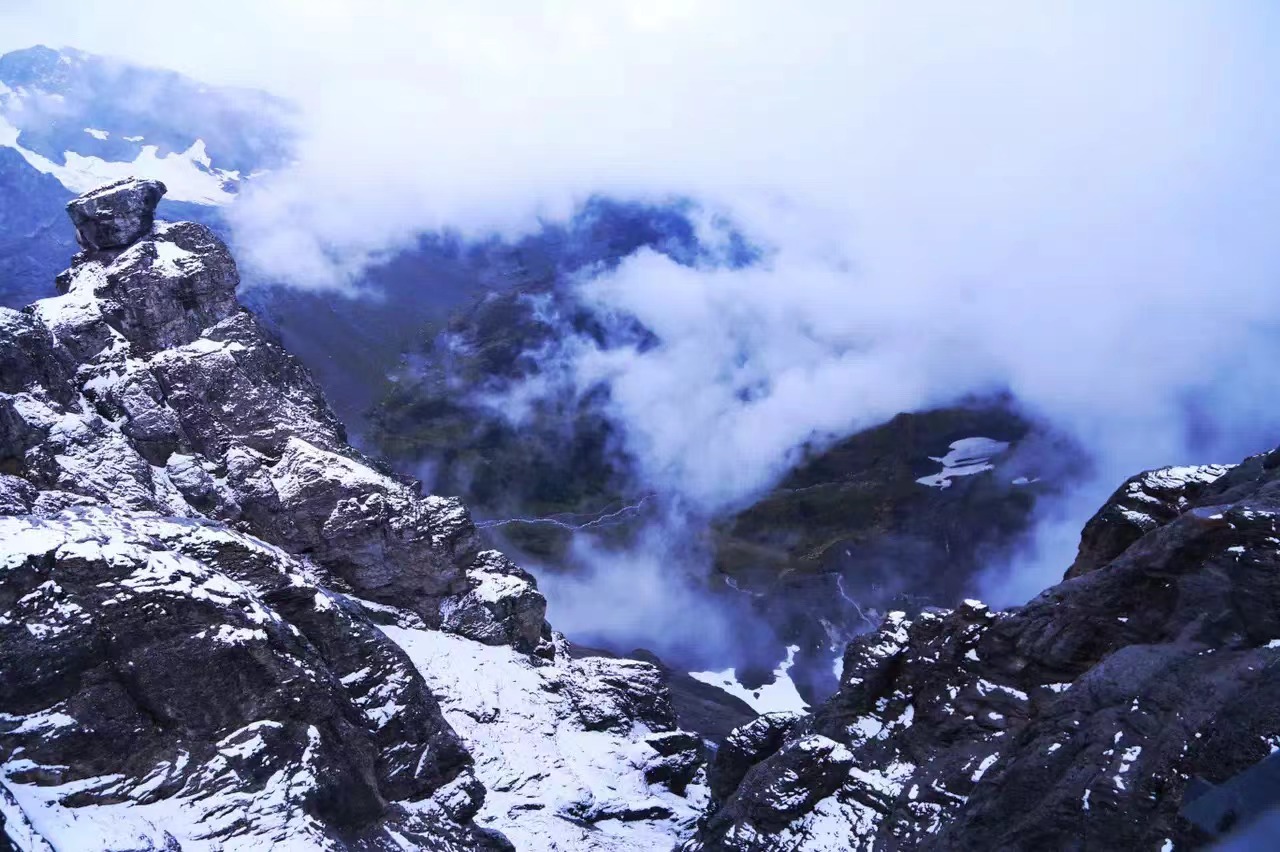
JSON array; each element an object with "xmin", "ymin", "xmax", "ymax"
[
  {"xmin": 0, "ymin": 45, "xmax": 290, "ymax": 309},
  {"xmin": 3, "ymin": 178, "xmax": 1279, "ymax": 850},
  {"xmin": 0, "ymin": 178, "xmax": 719, "ymax": 851},
  {"xmin": 0, "ymin": 45, "xmax": 288, "ymax": 203},
  {"xmin": 3, "ymin": 41, "xmax": 1280, "ymax": 848}
]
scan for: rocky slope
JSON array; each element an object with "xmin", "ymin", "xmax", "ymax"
[
  {"xmin": 0, "ymin": 179, "xmax": 715, "ymax": 850},
  {"xmin": 710, "ymin": 405, "xmax": 1078, "ymax": 701},
  {"xmin": 685, "ymin": 456, "xmax": 1280, "ymax": 850}
]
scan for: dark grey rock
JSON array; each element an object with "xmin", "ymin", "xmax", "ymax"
[
  {"xmin": 0, "ymin": 473, "xmax": 34, "ymax": 515},
  {"xmin": 0, "ymin": 509, "xmax": 502, "ymax": 850},
  {"xmin": 705, "ymin": 735, "xmax": 854, "ymax": 836},
  {"xmin": 65, "ymin": 177, "xmax": 166, "ymax": 251},
  {"xmin": 0, "ymin": 307, "xmax": 74, "ymax": 404},
  {"xmin": 567, "ymin": 654, "xmax": 678, "ymax": 734},
  {"xmin": 440, "ymin": 550, "xmax": 550, "ymax": 653},
  {"xmin": 92, "ymin": 220, "xmax": 239, "ymax": 351},
  {"xmin": 707, "ymin": 712, "xmax": 804, "ymax": 802},
  {"xmin": 644, "ymin": 731, "xmax": 704, "ymax": 794},
  {"xmin": 1066, "ymin": 463, "xmax": 1232, "ymax": 578},
  {"xmin": 688, "ymin": 448, "xmax": 1280, "ymax": 852}
]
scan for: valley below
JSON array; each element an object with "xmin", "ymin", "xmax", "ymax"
[{"xmin": 1, "ymin": 29, "xmax": 1279, "ymax": 851}]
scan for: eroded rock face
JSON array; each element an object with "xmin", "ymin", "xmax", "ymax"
[
  {"xmin": 65, "ymin": 177, "xmax": 167, "ymax": 251},
  {"xmin": 708, "ymin": 713, "xmax": 804, "ymax": 802},
  {"xmin": 686, "ymin": 455, "xmax": 1280, "ymax": 851},
  {"xmin": 93, "ymin": 220, "xmax": 240, "ymax": 351},
  {"xmin": 0, "ymin": 181, "xmax": 706, "ymax": 851},
  {"xmin": 1065, "ymin": 463, "xmax": 1232, "ymax": 578},
  {"xmin": 440, "ymin": 550, "xmax": 550, "ymax": 653},
  {"xmin": 11, "ymin": 189, "xmax": 522, "ymax": 633},
  {"xmin": 0, "ymin": 510, "xmax": 493, "ymax": 851}
]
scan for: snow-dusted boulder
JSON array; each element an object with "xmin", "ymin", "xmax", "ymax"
[
  {"xmin": 65, "ymin": 176, "xmax": 166, "ymax": 251},
  {"xmin": 440, "ymin": 549, "xmax": 549, "ymax": 653}
]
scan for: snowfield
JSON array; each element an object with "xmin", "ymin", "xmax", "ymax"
[{"xmin": 384, "ymin": 626, "xmax": 708, "ymax": 852}]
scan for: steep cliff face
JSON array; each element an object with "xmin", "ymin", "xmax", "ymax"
[
  {"xmin": 687, "ymin": 453, "xmax": 1280, "ymax": 850},
  {"xmin": 0, "ymin": 180, "xmax": 711, "ymax": 851}
]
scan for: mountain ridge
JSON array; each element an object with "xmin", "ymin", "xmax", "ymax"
[{"xmin": 0, "ymin": 178, "xmax": 717, "ymax": 850}]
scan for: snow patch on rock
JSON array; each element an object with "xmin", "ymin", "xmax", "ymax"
[
  {"xmin": 916, "ymin": 437, "xmax": 1010, "ymax": 489},
  {"xmin": 384, "ymin": 626, "xmax": 707, "ymax": 851},
  {"xmin": 689, "ymin": 644, "xmax": 809, "ymax": 714}
]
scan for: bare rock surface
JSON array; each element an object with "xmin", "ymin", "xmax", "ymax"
[
  {"xmin": 686, "ymin": 457, "xmax": 1280, "ymax": 851},
  {"xmin": 65, "ymin": 177, "xmax": 166, "ymax": 251}
]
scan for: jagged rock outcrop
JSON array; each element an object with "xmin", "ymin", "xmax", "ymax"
[
  {"xmin": 0, "ymin": 510, "xmax": 497, "ymax": 851},
  {"xmin": 1065, "ymin": 463, "xmax": 1232, "ymax": 578},
  {"xmin": 439, "ymin": 550, "xmax": 549, "ymax": 653},
  {"xmin": 5, "ymin": 179, "xmax": 543, "ymax": 643},
  {"xmin": 65, "ymin": 177, "xmax": 167, "ymax": 251},
  {"xmin": 686, "ymin": 453, "xmax": 1280, "ymax": 850},
  {"xmin": 0, "ymin": 181, "xmax": 710, "ymax": 850}
]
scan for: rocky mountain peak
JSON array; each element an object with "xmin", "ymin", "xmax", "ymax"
[
  {"xmin": 0, "ymin": 179, "xmax": 718, "ymax": 850},
  {"xmin": 685, "ymin": 451, "xmax": 1280, "ymax": 851},
  {"xmin": 52, "ymin": 180, "xmax": 238, "ymax": 355},
  {"xmin": 65, "ymin": 176, "xmax": 167, "ymax": 251}
]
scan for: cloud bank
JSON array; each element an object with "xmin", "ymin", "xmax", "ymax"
[{"xmin": 8, "ymin": 1, "xmax": 1280, "ymax": 603}]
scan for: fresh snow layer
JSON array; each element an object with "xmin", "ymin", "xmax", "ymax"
[
  {"xmin": 0, "ymin": 514, "xmax": 341, "ymax": 851},
  {"xmin": 0, "ymin": 112, "xmax": 236, "ymax": 205},
  {"xmin": 151, "ymin": 240, "xmax": 200, "ymax": 278},
  {"xmin": 1141, "ymin": 465, "xmax": 1232, "ymax": 490},
  {"xmin": 916, "ymin": 437, "xmax": 1010, "ymax": 489},
  {"xmin": 688, "ymin": 644, "xmax": 809, "ymax": 714},
  {"xmin": 3, "ymin": 749, "xmax": 334, "ymax": 852},
  {"xmin": 382, "ymin": 626, "xmax": 706, "ymax": 852}
]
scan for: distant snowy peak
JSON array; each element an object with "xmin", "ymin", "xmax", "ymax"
[
  {"xmin": 0, "ymin": 112, "xmax": 237, "ymax": 204},
  {"xmin": 0, "ymin": 45, "xmax": 292, "ymax": 206}
]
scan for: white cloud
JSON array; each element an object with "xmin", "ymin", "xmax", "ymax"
[{"xmin": 8, "ymin": 1, "xmax": 1280, "ymax": 602}]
